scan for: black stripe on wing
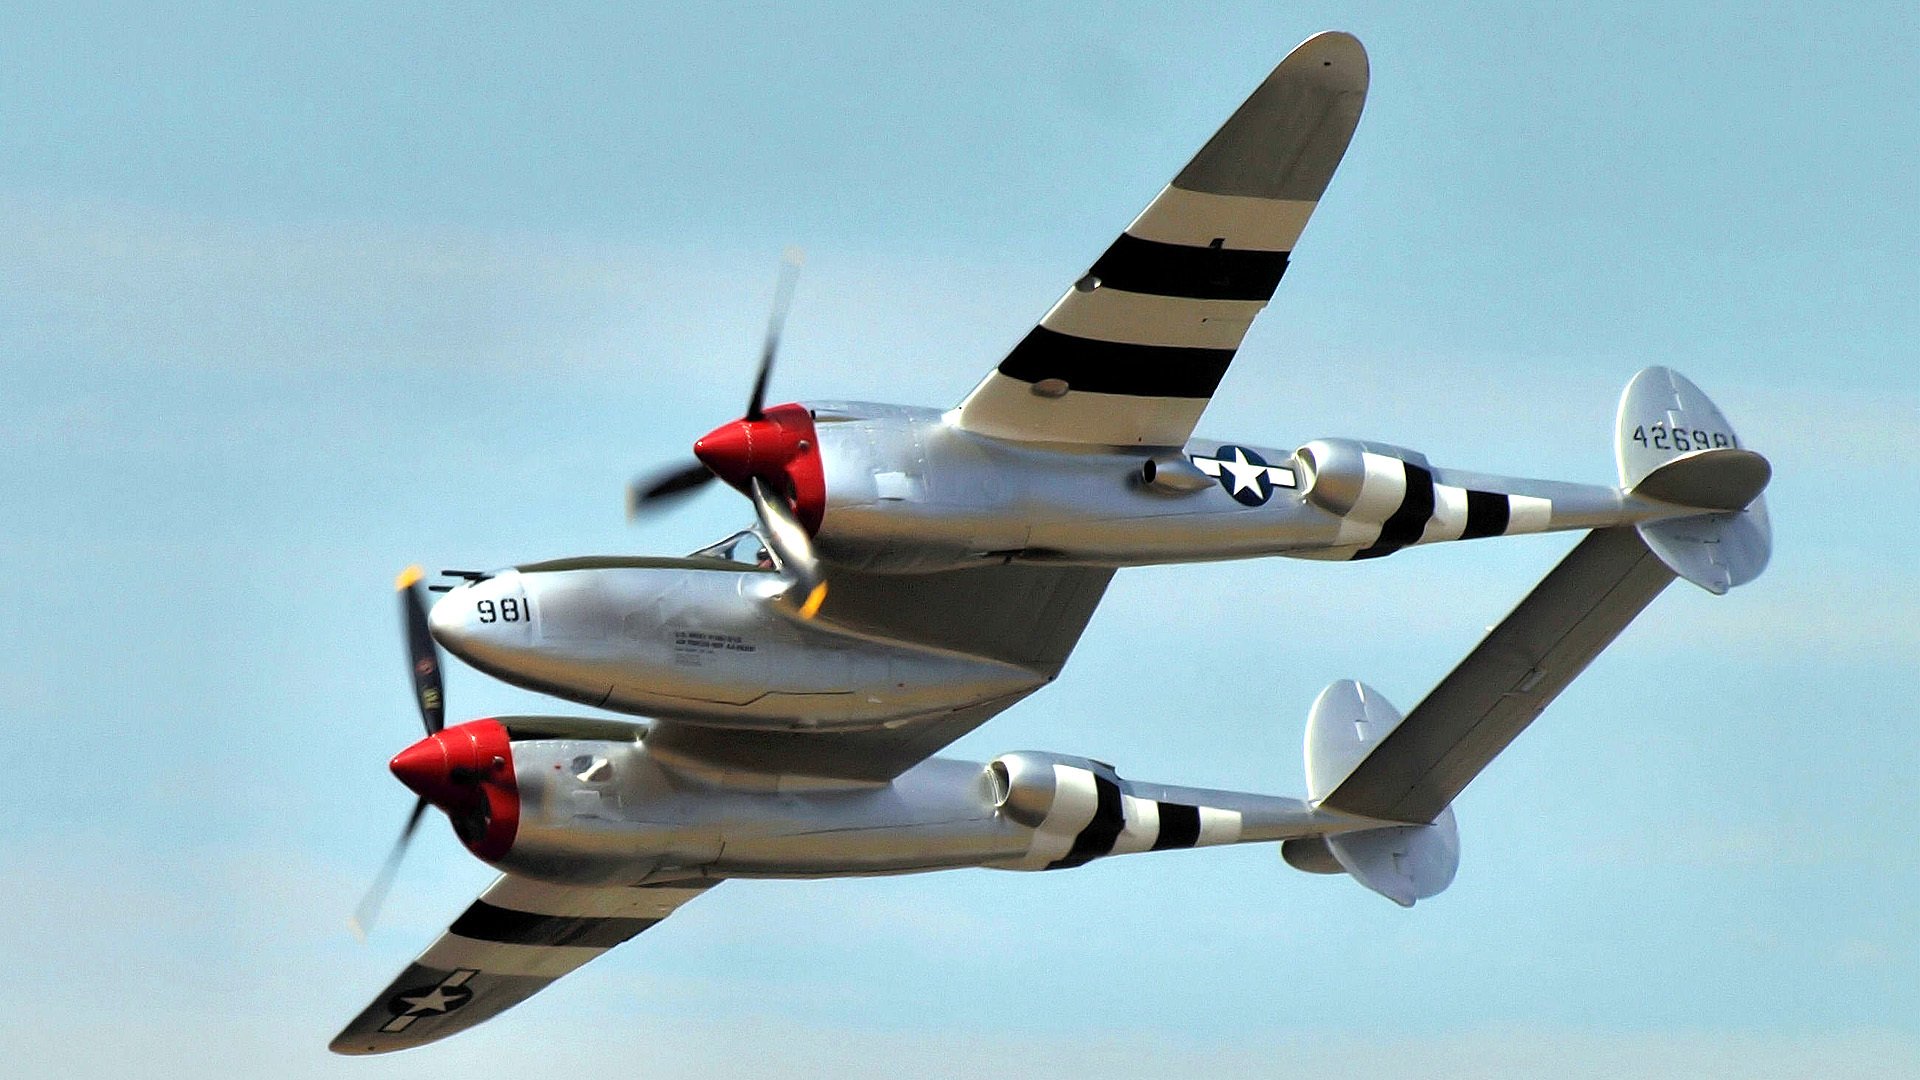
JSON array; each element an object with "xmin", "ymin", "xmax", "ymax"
[
  {"xmin": 993, "ymin": 233, "xmax": 1290, "ymax": 399},
  {"xmin": 450, "ymin": 900, "xmax": 661, "ymax": 950},
  {"xmin": 1089, "ymin": 234, "xmax": 1290, "ymax": 301},
  {"xmin": 998, "ymin": 326, "xmax": 1235, "ymax": 399}
]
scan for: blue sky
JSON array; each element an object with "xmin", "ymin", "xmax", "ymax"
[{"xmin": 2, "ymin": 3, "xmax": 1915, "ymax": 1076}]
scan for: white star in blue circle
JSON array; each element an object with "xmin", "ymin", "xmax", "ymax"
[{"xmin": 1189, "ymin": 445, "xmax": 1295, "ymax": 507}]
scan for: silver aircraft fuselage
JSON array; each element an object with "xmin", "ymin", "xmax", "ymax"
[
  {"xmin": 432, "ymin": 557, "xmax": 1041, "ymax": 729},
  {"xmin": 432, "ymin": 400, "xmax": 1711, "ymax": 729}
]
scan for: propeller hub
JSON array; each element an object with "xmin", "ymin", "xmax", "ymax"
[
  {"xmin": 388, "ymin": 719, "xmax": 519, "ymax": 862},
  {"xmin": 692, "ymin": 418, "xmax": 760, "ymax": 487},
  {"xmin": 388, "ymin": 737, "xmax": 451, "ymax": 798},
  {"xmin": 689, "ymin": 402, "xmax": 827, "ymax": 533}
]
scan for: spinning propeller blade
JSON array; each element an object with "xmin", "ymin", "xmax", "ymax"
[
  {"xmin": 750, "ymin": 477, "xmax": 829, "ymax": 619},
  {"xmin": 745, "ymin": 247, "xmax": 804, "ymax": 422},
  {"xmin": 397, "ymin": 566, "xmax": 444, "ymax": 736},
  {"xmin": 348, "ymin": 797, "xmax": 429, "ymax": 940},
  {"xmin": 626, "ymin": 461, "xmax": 716, "ymax": 518},
  {"xmin": 351, "ymin": 567, "xmax": 452, "ymax": 939},
  {"xmin": 625, "ymin": 250, "xmax": 804, "ymax": 519}
]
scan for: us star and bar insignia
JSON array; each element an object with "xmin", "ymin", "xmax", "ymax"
[
  {"xmin": 1190, "ymin": 445, "xmax": 1297, "ymax": 506},
  {"xmin": 381, "ymin": 969, "xmax": 478, "ymax": 1033}
]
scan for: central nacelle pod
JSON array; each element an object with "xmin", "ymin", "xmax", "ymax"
[{"xmin": 429, "ymin": 564, "xmax": 1042, "ymax": 731}]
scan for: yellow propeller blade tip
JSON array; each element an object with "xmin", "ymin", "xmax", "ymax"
[
  {"xmin": 798, "ymin": 582, "xmax": 829, "ymax": 620},
  {"xmin": 395, "ymin": 565, "xmax": 424, "ymax": 591}
]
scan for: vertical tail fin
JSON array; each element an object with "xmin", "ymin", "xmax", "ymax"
[
  {"xmin": 1293, "ymin": 680, "xmax": 1459, "ymax": 907},
  {"xmin": 1616, "ymin": 367, "xmax": 1772, "ymax": 594}
]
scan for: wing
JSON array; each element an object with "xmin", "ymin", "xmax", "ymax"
[
  {"xmin": 331, "ymin": 874, "xmax": 716, "ymax": 1055},
  {"xmin": 1321, "ymin": 527, "xmax": 1679, "ymax": 824},
  {"xmin": 954, "ymin": 31, "xmax": 1367, "ymax": 448},
  {"xmin": 647, "ymin": 562, "xmax": 1116, "ymax": 782}
]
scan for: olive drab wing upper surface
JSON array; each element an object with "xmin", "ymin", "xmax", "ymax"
[{"xmin": 955, "ymin": 32, "xmax": 1368, "ymax": 448}]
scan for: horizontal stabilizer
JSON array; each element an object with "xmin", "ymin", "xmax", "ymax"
[
  {"xmin": 1630, "ymin": 447, "xmax": 1770, "ymax": 511},
  {"xmin": 1319, "ymin": 527, "xmax": 1676, "ymax": 824}
]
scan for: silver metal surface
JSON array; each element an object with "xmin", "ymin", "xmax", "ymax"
[
  {"xmin": 809, "ymin": 403, "xmax": 1691, "ymax": 571},
  {"xmin": 432, "ymin": 564, "xmax": 1043, "ymax": 731},
  {"xmin": 496, "ymin": 739, "xmax": 1340, "ymax": 885},
  {"xmin": 1319, "ymin": 527, "xmax": 1680, "ymax": 824}
]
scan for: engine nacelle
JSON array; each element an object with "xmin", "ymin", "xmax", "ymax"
[
  {"xmin": 1293, "ymin": 438, "xmax": 1430, "ymax": 523},
  {"xmin": 986, "ymin": 751, "xmax": 1111, "ymax": 829}
]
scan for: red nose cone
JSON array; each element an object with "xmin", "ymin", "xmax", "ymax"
[
  {"xmin": 387, "ymin": 720, "xmax": 520, "ymax": 864},
  {"xmin": 389, "ymin": 737, "xmax": 450, "ymax": 798},
  {"xmin": 693, "ymin": 420, "xmax": 756, "ymax": 486}
]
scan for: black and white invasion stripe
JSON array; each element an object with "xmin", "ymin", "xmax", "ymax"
[
  {"xmin": 1008, "ymin": 761, "xmax": 1244, "ymax": 871},
  {"xmin": 333, "ymin": 876, "xmax": 717, "ymax": 1053},
  {"xmin": 1334, "ymin": 455, "xmax": 1554, "ymax": 560},
  {"xmin": 954, "ymin": 33, "xmax": 1369, "ymax": 448},
  {"xmin": 956, "ymin": 189, "xmax": 1303, "ymax": 448},
  {"xmin": 994, "ymin": 238, "xmax": 1290, "ymax": 400},
  {"xmin": 413, "ymin": 876, "xmax": 715, "ymax": 978},
  {"xmin": 447, "ymin": 899, "xmax": 663, "ymax": 951}
]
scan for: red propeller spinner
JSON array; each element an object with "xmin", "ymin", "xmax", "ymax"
[
  {"xmin": 389, "ymin": 719, "xmax": 519, "ymax": 862},
  {"xmin": 692, "ymin": 403, "xmax": 826, "ymax": 533}
]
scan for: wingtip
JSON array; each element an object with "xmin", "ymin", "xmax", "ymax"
[
  {"xmin": 1285, "ymin": 30, "xmax": 1370, "ymax": 88},
  {"xmin": 328, "ymin": 1035, "xmax": 383, "ymax": 1057}
]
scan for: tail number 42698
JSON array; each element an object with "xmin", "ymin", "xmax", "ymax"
[{"xmin": 1632, "ymin": 425, "xmax": 1735, "ymax": 452}]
